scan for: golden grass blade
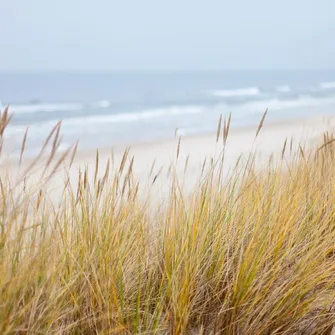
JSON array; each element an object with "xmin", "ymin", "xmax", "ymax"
[
  {"xmin": 19, "ymin": 127, "xmax": 29, "ymax": 166},
  {"xmin": 317, "ymin": 138, "xmax": 335, "ymax": 152},
  {"xmin": 223, "ymin": 112, "xmax": 232, "ymax": 147},
  {"xmin": 43, "ymin": 121, "xmax": 63, "ymax": 172},
  {"xmin": 101, "ymin": 158, "xmax": 110, "ymax": 187},
  {"xmin": 94, "ymin": 150, "xmax": 99, "ymax": 185},
  {"xmin": 149, "ymin": 160, "xmax": 156, "ymax": 177},
  {"xmin": 290, "ymin": 137, "xmax": 293, "ymax": 153},
  {"xmin": 127, "ymin": 156, "xmax": 134, "ymax": 177},
  {"xmin": 255, "ymin": 108, "xmax": 268, "ymax": 138},
  {"xmin": 153, "ymin": 166, "xmax": 163, "ymax": 185},
  {"xmin": 281, "ymin": 138, "xmax": 287, "ymax": 160},
  {"xmin": 20, "ymin": 121, "xmax": 63, "ymax": 180},
  {"xmin": 216, "ymin": 114, "xmax": 222, "ymax": 143},
  {"xmin": 41, "ymin": 121, "xmax": 62, "ymax": 153},
  {"xmin": 0, "ymin": 106, "xmax": 13, "ymax": 156},
  {"xmin": 44, "ymin": 146, "xmax": 73, "ymax": 183},
  {"xmin": 0, "ymin": 106, "xmax": 12, "ymax": 137},
  {"xmin": 119, "ymin": 147, "xmax": 130, "ymax": 174},
  {"xmin": 184, "ymin": 154, "xmax": 190, "ymax": 174},
  {"xmin": 299, "ymin": 144, "xmax": 306, "ymax": 160},
  {"xmin": 83, "ymin": 166, "xmax": 88, "ymax": 190},
  {"xmin": 69, "ymin": 140, "xmax": 79, "ymax": 169},
  {"xmin": 176, "ymin": 136, "xmax": 181, "ymax": 160},
  {"xmin": 36, "ymin": 189, "xmax": 43, "ymax": 211}
]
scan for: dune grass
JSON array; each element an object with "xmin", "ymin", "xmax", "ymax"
[{"xmin": 1, "ymin": 106, "xmax": 335, "ymax": 334}]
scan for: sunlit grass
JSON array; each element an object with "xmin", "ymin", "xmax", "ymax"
[{"xmin": 0, "ymin": 106, "xmax": 335, "ymax": 334}]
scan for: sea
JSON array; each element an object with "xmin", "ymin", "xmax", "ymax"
[{"xmin": 1, "ymin": 70, "xmax": 335, "ymax": 156}]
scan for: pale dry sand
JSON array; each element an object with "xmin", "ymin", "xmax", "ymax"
[{"xmin": 3, "ymin": 114, "xmax": 335, "ymax": 206}]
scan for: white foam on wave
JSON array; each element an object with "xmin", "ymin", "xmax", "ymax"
[
  {"xmin": 4, "ymin": 105, "xmax": 205, "ymax": 139},
  {"xmin": 91, "ymin": 100, "xmax": 111, "ymax": 108},
  {"xmin": 319, "ymin": 82, "xmax": 335, "ymax": 90},
  {"xmin": 44, "ymin": 105, "xmax": 204, "ymax": 128},
  {"xmin": 11, "ymin": 103, "xmax": 83, "ymax": 114},
  {"xmin": 236, "ymin": 95, "xmax": 335, "ymax": 115},
  {"xmin": 9, "ymin": 99, "xmax": 113, "ymax": 114},
  {"xmin": 175, "ymin": 127, "xmax": 200, "ymax": 137},
  {"xmin": 276, "ymin": 85, "xmax": 291, "ymax": 93},
  {"xmin": 211, "ymin": 87, "xmax": 260, "ymax": 98}
]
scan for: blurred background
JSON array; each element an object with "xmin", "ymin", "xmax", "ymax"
[{"xmin": 0, "ymin": 0, "xmax": 335, "ymax": 155}]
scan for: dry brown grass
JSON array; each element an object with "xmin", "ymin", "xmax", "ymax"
[{"xmin": 0, "ymin": 107, "xmax": 335, "ymax": 334}]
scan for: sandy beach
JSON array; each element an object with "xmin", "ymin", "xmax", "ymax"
[
  {"xmin": 2, "ymin": 113, "xmax": 332, "ymax": 206},
  {"xmin": 76, "ymin": 113, "xmax": 334, "ymax": 171}
]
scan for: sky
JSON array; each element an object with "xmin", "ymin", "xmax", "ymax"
[{"xmin": 0, "ymin": 0, "xmax": 334, "ymax": 71}]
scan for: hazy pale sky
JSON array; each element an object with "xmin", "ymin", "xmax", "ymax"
[{"xmin": 0, "ymin": 0, "xmax": 334, "ymax": 71}]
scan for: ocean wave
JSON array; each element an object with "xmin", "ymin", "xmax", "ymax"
[
  {"xmin": 319, "ymin": 82, "xmax": 335, "ymax": 90},
  {"xmin": 28, "ymin": 105, "xmax": 205, "ymax": 129},
  {"xmin": 9, "ymin": 100, "xmax": 112, "ymax": 114},
  {"xmin": 210, "ymin": 87, "xmax": 260, "ymax": 98},
  {"xmin": 90, "ymin": 100, "xmax": 111, "ymax": 108},
  {"xmin": 236, "ymin": 95, "xmax": 335, "ymax": 115},
  {"xmin": 3, "ymin": 105, "xmax": 205, "ymax": 142},
  {"xmin": 276, "ymin": 85, "xmax": 291, "ymax": 93},
  {"xmin": 10, "ymin": 102, "xmax": 83, "ymax": 114}
]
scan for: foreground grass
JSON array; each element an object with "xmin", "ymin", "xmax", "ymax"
[{"xmin": 1, "ymin": 107, "xmax": 335, "ymax": 334}]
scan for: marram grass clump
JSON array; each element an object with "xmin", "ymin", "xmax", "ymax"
[{"xmin": 0, "ymin": 107, "xmax": 335, "ymax": 334}]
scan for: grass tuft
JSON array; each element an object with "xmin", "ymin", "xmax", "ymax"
[{"xmin": 0, "ymin": 107, "xmax": 335, "ymax": 334}]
